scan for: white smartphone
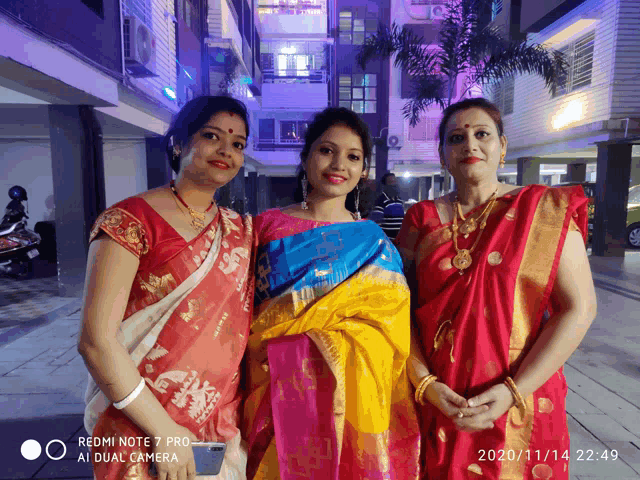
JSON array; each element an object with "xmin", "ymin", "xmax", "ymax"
[{"xmin": 149, "ymin": 441, "xmax": 227, "ymax": 477}]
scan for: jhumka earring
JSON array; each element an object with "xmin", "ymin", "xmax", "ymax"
[
  {"xmin": 354, "ymin": 185, "xmax": 362, "ymax": 220},
  {"xmin": 301, "ymin": 172, "xmax": 309, "ymax": 210},
  {"xmin": 499, "ymin": 154, "xmax": 505, "ymax": 168}
]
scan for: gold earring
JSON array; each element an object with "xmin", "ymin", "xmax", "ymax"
[
  {"xmin": 499, "ymin": 154, "xmax": 505, "ymax": 168},
  {"xmin": 173, "ymin": 146, "xmax": 181, "ymax": 158}
]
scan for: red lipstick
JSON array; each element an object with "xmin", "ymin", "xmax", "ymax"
[
  {"xmin": 324, "ymin": 174, "xmax": 346, "ymax": 184},
  {"xmin": 460, "ymin": 156, "xmax": 482, "ymax": 164},
  {"xmin": 209, "ymin": 160, "xmax": 230, "ymax": 170}
]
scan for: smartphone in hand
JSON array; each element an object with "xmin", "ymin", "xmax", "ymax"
[{"xmin": 149, "ymin": 441, "xmax": 227, "ymax": 477}]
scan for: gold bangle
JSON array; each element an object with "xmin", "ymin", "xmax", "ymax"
[
  {"xmin": 504, "ymin": 376, "xmax": 527, "ymax": 418},
  {"xmin": 415, "ymin": 374, "xmax": 438, "ymax": 406}
]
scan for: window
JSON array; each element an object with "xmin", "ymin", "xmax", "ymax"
[
  {"xmin": 491, "ymin": 0, "xmax": 503, "ymax": 20},
  {"xmin": 184, "ymin": 0, "xmax": 201, "ymax": 39},
  {"xmin": 338, "ymin": 74, "xmax": 377, "ymax": 113},
  {"xmin": 123, "ymin": 0, "xmax": 151, "ymax": 26},
  {"xmin": 492, "ymin": 76, "xmax": 514, "ymax": 115},
  {"xmin": 408, "ymin": 117, "xmax": 439, "ymax": 142},
  {"xmin": 258, "ymin": 0, "xmax": 326, "ymax": 15},
  {"xmin": 339, "ymin": 9, "xmax": 378, "ymax": 45},
  {"xmin": 259, "ymin": 119, "xmax": 275, "ymax": 140},
  {"xmin": 280, "ymin": 121, "xmax": 309, "ymax": 142},
  {"xmin": 554, "ymin": 31, "xmax": 595, "ymax": 97}
]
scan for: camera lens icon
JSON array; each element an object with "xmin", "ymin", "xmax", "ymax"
[{"xmin": 20, "ymin": 439, "xmax": 66, "ymax": 461}]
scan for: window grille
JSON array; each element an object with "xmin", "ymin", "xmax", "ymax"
[
  {"xmin": 408, "ymin": 117, "xmax": 438, "ymax": 142},
  {"xmin": 492, "ymin": 76, "xmax": 514, "ymax": 115},
  {"xmin": 339, "ymin": 8, "xmax": 378, "ymax": 45},
  {"xmin": 491, "ymin": 0, "xmax": 503, "ymax": 20},
  {"xmin": 338, "ymin": 74, "xmax": 376, "ymax": 113},
  {"xmin": 554, "ymin": 31, "xmax": 595, "ymax": 97}
]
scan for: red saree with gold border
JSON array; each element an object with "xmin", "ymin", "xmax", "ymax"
[
  {"xmin": 396, "ymin": 185, "xmax": 587, "ymax": 480},
  {"xmin": 83, "ymin": 197, "xmax": 253, "ymax": 479}
]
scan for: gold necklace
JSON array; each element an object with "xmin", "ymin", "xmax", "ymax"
[
  {"xmin": 170, "ymin": 181, "xmax": 215, "ymax": 232},
  {"xmin": 451, "ymin": 189, "xmax": 499, "ymax": 274},
  {"xmin": 456, "ymin": 193, "xmax": 498, "ymax": 238}
]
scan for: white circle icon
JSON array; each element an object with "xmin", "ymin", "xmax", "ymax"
[
  {"xmin": 45, "ymin": 439, "xmax": 67, "ymax": 461},
  {"xmin": 21, "ymin": 439, "xmax": 42, "ymax": 460}
]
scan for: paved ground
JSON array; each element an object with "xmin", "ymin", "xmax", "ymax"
[{"xmin": 0, "ymin": 252, "xmax": 639, "ymax": 479}]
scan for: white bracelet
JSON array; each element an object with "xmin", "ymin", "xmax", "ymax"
[{"xmin": 113, "ymin": 378, "xmax": 146, "ymax": 410}]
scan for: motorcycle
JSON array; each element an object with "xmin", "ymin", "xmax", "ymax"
[{"xmin": 0, "ymin": 186, "xmax": 41, "ymax": 279}]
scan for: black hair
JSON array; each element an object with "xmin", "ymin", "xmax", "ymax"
[
  {"xmin": 162, "ymin": 95, "xmax": 250, "ymax": 173},
  {"xmin": 380, "ymin": 172, "xmax": 396, "ymax": 185},
  {"xmin": 293, "ymin": 107, "xmax": 373, "ymax": 215},
  {"xmin": 437, "ymin": 97, "xmax": 505, "ymax": 150}
]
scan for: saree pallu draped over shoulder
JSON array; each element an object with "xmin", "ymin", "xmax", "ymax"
[
  {"xmin": 244, "ymin": 220, "xmax": 421, "ymax": 480},
  {"xmin": 84, "ymin": 206, "xmax": 253, "ymax": 480},
  {"xmin": 400, "ymin": 185, "xmax": 588, "ymax": 480}
]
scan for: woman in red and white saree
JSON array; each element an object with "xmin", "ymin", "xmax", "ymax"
[
  {"xmin": 79, "ymin": 96, "xmax": 253, "ymax": 480},
  {"xmin": 396, "ymin": 98, "xmax": 597, "ymax": 480}
]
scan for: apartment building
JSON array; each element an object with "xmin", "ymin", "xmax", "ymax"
[
  {"xmin": 0, "ymin": 0, "xmax": 207, "ymax": 294},
  {"xmin": 489, "ymin": 0, "xmax": 640, "ymax": 255}
]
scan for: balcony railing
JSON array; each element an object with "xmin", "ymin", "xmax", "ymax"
[
  {"xmin": 263, "ymin": 69, "xmax": 327, "ymax": 84},
  {"xmin": 253, "ymin": 137, "xmax": 305, "ymax": 149}
]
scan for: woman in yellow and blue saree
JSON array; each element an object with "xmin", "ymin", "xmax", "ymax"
[{"xmin": 243, "ymin": 107, "xmax": 421, "ymax": 480}]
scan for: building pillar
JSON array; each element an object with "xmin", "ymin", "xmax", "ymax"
[
  {"xmin": 433, "ymin": 174, "xmax": 443, "ymax": 198},
  {"xmin": 48, "ymin": 105, "xmax": 106, "ymax": 297},
  {"xmin": 375, "ymin": 140, "xmax": 389, "ymax": 182},
  {"xmin": 418, "ymin": 176, "xmax": 431, "ymax": 202},
  {"xmin": 592, "ymin": 142, "xmax": 633, "ymax": 257},
  {"xmin": 146, "ymin": 137, "xmax": 172, "ymax": 189},
  {"xmin": 567, "ymin": 162, "xmax": 587, "ymax": 183},
  {"xmin": 257, "ymin": 174, "xmax": 269, "ymax": 214},
  {"xmin": 246, "ymin": 171, "xmax": 258, "ymax": 216},
  {"xmin": 230, "ymin": 167, "xmax": 246, "ymax": 213},
  {"xmin": 516, "ymin": 157, "xmax": 541, "ymax": 185}
]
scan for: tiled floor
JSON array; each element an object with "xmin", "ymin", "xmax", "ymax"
[{"xmin": 0, "ymin": 256, "xmax": 639, "ymax": 479}]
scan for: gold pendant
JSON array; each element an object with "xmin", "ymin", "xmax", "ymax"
[
  {"xmin": 459, "ymin": 218, "xmax": 477, "ymax": 236},
  {"xmin": 452, "ymin": 249, "xmax": 472, "ymax": 271},
  {"xmin": 189, "ymin": 210, "xmax": 206, "ymax": 231}
]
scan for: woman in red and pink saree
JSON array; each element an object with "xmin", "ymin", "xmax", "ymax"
[
  {"xmin": 396, "ymin": 98, "xmax": 597, "ymax": 480},
  {"xmin": 243, "ymin": 107, "xmax": 421, "ymax": 480},
  {"xmin": 78, "ymin": 96, "xmax": 254, "ymax": 480}
]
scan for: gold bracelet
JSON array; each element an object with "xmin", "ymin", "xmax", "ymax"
[
  {"xmin": 414, "ymin": 374, "xmax": 438, "ymax": 406},
  {"xmin": 504, "ymin": 376, "xmax": 527, "ymax": 418}
]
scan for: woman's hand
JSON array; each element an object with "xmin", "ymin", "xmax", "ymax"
[
  {"xmin": 453, "ymin": 383, "xmax": 515, "ymax": 432},
  {"xmin": 423, "ymin": 382, "xmax": 488, "ymax": 419},
  {"xmin": 152, "ymin": 423, "xmax": 199, "ymax": 480}
]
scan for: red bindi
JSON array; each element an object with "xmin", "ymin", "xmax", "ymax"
[
  {"xmin": 464, "ymin": 124, "xmax": 470, "ymax": 128},
  {"xmin": 228, "ymin": 128, "xmax": 233, "ymax": 133},
  {"xmin": 229, "ymin": 112, "xmax": 234, "ymax": 117}
]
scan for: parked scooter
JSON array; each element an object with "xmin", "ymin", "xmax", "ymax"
[{"xmin": 0, "ymin": 186, "xmax": 41, "ymax": 279}]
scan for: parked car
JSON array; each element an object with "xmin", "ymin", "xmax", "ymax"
[
  {"xmin": 627, "ymin": 184, "xmax": 640, "ymax": 249},
  {"xmin": 554, "ymin": 182, "xmax": 640, "ymax": 248},
  {"xmin": 553, "ymin": 182, "xmax": 596, "ymax": 240}
]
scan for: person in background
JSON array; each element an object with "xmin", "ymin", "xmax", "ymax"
[
  {"xmin": 78, "ymin": 96, "xmax": 253, "ymax": 480},
  {"xmin": 369, "ymin": 172, "xmax": 405, "ymax": 241}
]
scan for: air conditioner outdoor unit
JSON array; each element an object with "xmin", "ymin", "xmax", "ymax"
[
  {"xmin": 123, "ymin": 16, "xmax": 157, "ymax": 77},
  {"xmin": 387, "ymin": 134, "xmax": 404, "ymax": 148},
  {"xmin": 430, "ymin": 5, "xmax": 445, "ymax": 19}
]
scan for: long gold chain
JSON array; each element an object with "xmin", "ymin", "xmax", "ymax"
[{"xmin": 451, "ymin": 189, "xmax": 499, "ymax": 274}]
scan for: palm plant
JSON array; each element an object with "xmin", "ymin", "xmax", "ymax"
[{"xmin": 357, "ymin": 0, "xmax": 567, "ymax": 126}]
